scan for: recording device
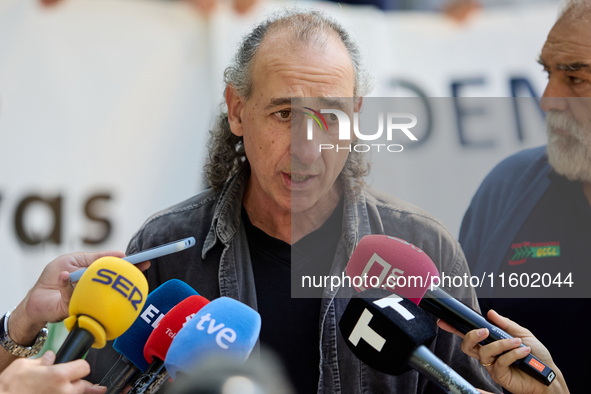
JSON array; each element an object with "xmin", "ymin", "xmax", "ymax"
[
  {"xmin": 339, "ymin": 288, "xmax": 480, "ymax": 394},
  {"xmin": 69, "ymin": 237, "xmax": 196, "ymax": 282},
  {"xmin": 128, "ymin": 295, "xmax": 210, "ymax": 394},
  {"xmin": 100, "ymin": 279, "xmax": 198, "ymax": 394},
  {"xmin": 164, "ymin": 297, "xmax": 262, "ymax": 381},
  {"xmin": 346, "ymin": 235, "xmax": 556, "ymax": 386},
  {"xmin": 55, "ymin": 256, "xmax": 148, "ymax": 363}
]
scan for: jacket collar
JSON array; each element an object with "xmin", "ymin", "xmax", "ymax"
[
  {"xmin": 202, "ymin": 162, "xmax": 371, "ymax": 260},
  {"xmin": 202, "ymin": 164, "xmax": 250, "ymax": 259}
]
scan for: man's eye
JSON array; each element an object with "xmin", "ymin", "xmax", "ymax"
[
  {"xmin": 275, "ymin": 109, "xmax": 291, "ymax": 120},
  {"xmin": 329, "ymin": 113, "xmax": 338, "ymax": 121},
  {"xmin": 570, "ymin": 76, "xmax": 584, "ymax": 85}
]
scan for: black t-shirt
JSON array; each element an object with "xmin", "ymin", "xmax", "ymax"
[
  {"xmin": 493, "ymin": 173, "xmax": 591, "ymax": 298},
  {"xmin": 483, "ymin": 172, "xmax": 591, "ymax": 392},
  {"xmin": 242, "ymin": 199, "xmax": 343, "ymax": 394}
]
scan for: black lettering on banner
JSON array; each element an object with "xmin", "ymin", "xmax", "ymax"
[
  {"xmin": 83, "ymin": 193, "xmax": 112, "ymax": 245},
  {"xmin": 388, "ymin": 79, "xmax": 433, "ymax": 148},
  {"xmin": 451, "ymin": 77, "xmax": 495, "ymax": 148},
  {"xmin": 510, "ymin": 77, "xmax": 545, "ymax": 142},
  {"xmin": 14, "ymin": 195, "xmax": 62, "ymax": 246}
]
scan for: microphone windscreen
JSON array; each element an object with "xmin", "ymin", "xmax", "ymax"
[
  {"xmin": 114, "ymin": 279, "xmax": 198, "ymax": 371},
  {"xmin": 345, "ymin": 235, "xmax": 439, "ymax": 304},
  {"xmin": 65, "ymin": 256, "xmax": 148, "ymax": 348},
  {"xmin": 144, "ymin": 295, "xmax": 210, "ymax": 364},
  {"xmin": 339, "ymin": 288, "xmax": 436, "ymax": 375},
  {"xmin": 169, "ymin": 349, "xmax": 294, "ymax": 394},
  {"xmin": 165, "ymin": 297, "xmax": 261, "ymax": 380}
]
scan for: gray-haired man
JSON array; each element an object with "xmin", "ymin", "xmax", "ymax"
[{"xmin": 87, "ymin": 10, "xmax": 498, "ymax": 393}]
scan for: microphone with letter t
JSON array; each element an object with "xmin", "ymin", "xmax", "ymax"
[
  {"xmin": 339, "ymin": 288, "xmax": 480, "ymax": 394},
  {"xmin": 55, "ymin": 256, "xmax": 149, "ymax": 363},
  {"xmin": 127, "ymin": 295, "xmax": 210, "ymax": 394},
  {"xmin": 100, "ymin": 279, "xmax": 199, "ymax": 394},
  {"xmin": 345, "ymin": 234, "xmax": 556, "ymax": 386},
  {"xmin": 164, "ymin": 297, "xmax": 261, "ymax": 385}
]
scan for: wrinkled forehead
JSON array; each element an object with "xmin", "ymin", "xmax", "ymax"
[
  {"xmin": 248, "ymin": 30, "xmax": 356, "ymax": 99},
  {"xmin": 542, "ymin": 16, "xmax": 591, "ymax": 62},
  {"xmin": 294, "ymin": 97, "xmax": 357, "ymax": 111}
]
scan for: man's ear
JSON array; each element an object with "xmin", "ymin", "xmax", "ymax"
[
  {"xmin": 354, "ymin": 97, "xmax": 363, "ymax": 112},
  {"xmin": 226, "ymin": 85, "xmax": 245, "ymax": 137}
]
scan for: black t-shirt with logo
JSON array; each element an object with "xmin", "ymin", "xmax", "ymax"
[
  {"xmin": 242, "ymin": 198, "xmax": 343, "ymax": 394},
  {"xmin": 481, "ymin": 172, "xmax": 591, "ymax": 392}
]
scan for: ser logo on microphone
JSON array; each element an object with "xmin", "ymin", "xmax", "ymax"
[
  {"xmin": 91, "ymin": 268, "xmax": 144, "ymax": 311},
  {"xmin": 194, "ymin": 313, "xmax": 237, "ymax": 350}
]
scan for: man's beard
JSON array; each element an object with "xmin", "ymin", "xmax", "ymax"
[{"xmin": 546, "ymin": 111, "xmax": 591, "ymax": 183}]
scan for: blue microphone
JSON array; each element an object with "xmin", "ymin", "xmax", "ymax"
[
  {"xmin": 99, "ymin": 279, "xmax": 198, "ymax": 394},
  {"xmin": 164, "ymin": 297, "xmax": 261, "ymax": 381}
]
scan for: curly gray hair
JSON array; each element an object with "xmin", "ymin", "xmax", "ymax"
[
  {"xmin": 204, "ymin": 9, "xmax": 373, "ymax": 195},
  {"xmin": 557, "ymin": 0, "xmax": 591, "ymax": 21}
]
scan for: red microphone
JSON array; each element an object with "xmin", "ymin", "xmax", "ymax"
[
  {"xmin": 345, "ymin": 235, "xmax": 437, "ymax": 304},
  {"xmin": 129, "ymin": 295, "xmax": 210, "ymax": 394}
]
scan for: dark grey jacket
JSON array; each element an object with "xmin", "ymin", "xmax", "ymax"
[{"xmin": 87, "ymin": 164, "xmax": 499, "ymax": 393}]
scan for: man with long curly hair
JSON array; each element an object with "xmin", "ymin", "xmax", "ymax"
[{"xmin": 86, "ymin": 9, "xmax": 498, "ymax": 393}]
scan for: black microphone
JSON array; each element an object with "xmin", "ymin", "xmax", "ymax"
[
  {"xmin": 421, "ymin": 288, "xmax": 555, "ymax": 384},
  {"xmin": 345, "ymin": 235, "xmax": 556, "ymax": 386},
  {"xmin": 339, "ymin": 288, "xmax": 480, "ymax": 394}
]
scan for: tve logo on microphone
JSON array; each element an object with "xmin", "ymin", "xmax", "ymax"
[
  {"xmin": 194, "ymin": 313, "xmax": 237, "ymax": 349},
  {"xmin": 165, "ymin": 297, "xmax": 261, "ymax": 380}
]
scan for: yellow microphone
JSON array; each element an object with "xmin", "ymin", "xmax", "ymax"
[{"xmin": 55, "ymin": 256, "xmax": 148, "ymax": 363}]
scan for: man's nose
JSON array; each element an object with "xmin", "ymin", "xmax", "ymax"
[
  {"xmin": 290, "ymin": 133, "xmax": 321, "ymax": 166},
  {"xmin": 540, "ymin": 78, "xmax": 568, "ymax": 112}
]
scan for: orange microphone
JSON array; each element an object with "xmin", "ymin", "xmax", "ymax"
[{"xmin": 55, "ymin": 256, "xmax": 148, "ymax": 363}]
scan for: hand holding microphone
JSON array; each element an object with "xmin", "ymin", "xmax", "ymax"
[
  {"xmin": 346, "ymin": 235, "xmax": 555, "ymax": 387},
  {"xmin": 438, "ymin": 310, "xmax": 570, "ymax": 394},
  {"xmin": 0, "ymin": 251, "xmax": 143, "ymax": 372},
  {"xmin": 0, "ymin": 351, "xmax": 102, "ymax": 394},
  {"xmin": 55, "ymin": 256, "xmax": 149, "ymax": 363}
]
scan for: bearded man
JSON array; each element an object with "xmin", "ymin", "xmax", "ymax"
[{"xmin": 459, "ymin": 1, "xmax": 591, "ymax": 391}]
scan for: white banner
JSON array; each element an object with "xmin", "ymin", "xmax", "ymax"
[{"xmin": 0, "ymin": 0, "xmax": 558, "ymax": 313}]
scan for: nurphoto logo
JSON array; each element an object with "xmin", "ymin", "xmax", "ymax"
[{"xmin": 304, "ymin": 108, "xmax": 419, "ymax": 152}]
